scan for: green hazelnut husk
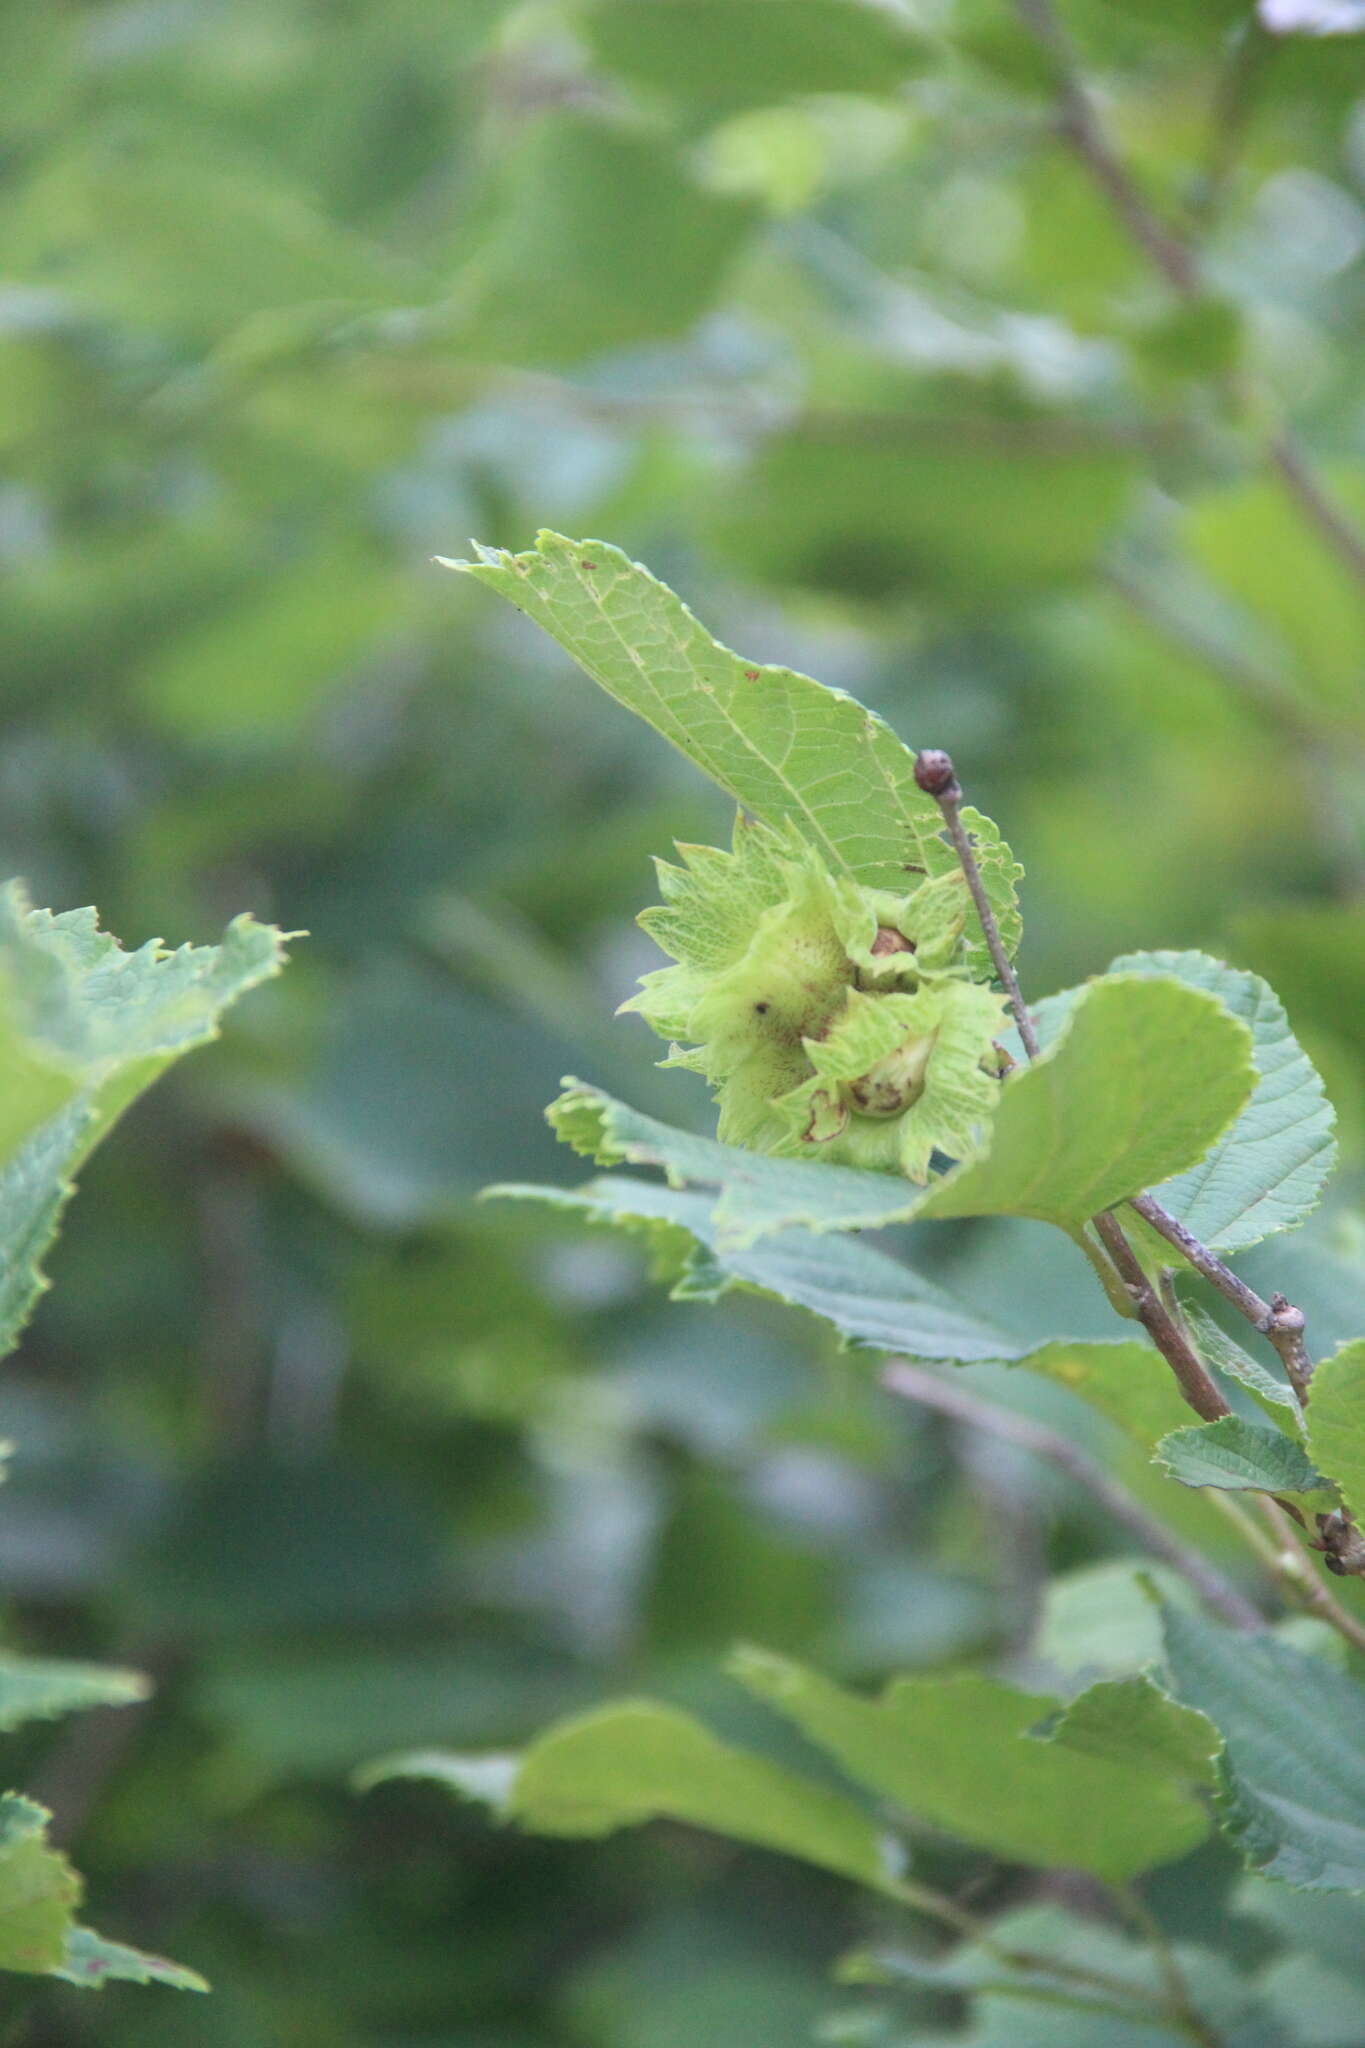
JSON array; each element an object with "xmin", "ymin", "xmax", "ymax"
[{"xmin": 621, "ymin": 815, "xmax": 1007, "ymax": 1180}]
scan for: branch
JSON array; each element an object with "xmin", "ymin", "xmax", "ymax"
[
  {"xmin": 913, "ymin": 750, "xmax": 1039, "ymax": 1058},
  {"xmin": 916, "ymin": 747, "xmax": 1229, "ymax": 1424},
  {"xmin": 882, "ymin": 1359, "xmax": 1263, "ymax": 1630},
  {"xmin": 917, "ymin": 747, "xmax": 1315, "ymax": 1416},
  {"xmin": 1090, "ymin": 1212, "xmax": 1230, "ymax": 1423},
  {"xmin": 1129, "ymin": 1192, "xmax": 1314, "ymax": 1403}
]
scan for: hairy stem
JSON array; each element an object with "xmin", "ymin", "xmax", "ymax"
[{"xmin": 882, "ymin": 1359, "xmax": 1260, "ymax": 1628}]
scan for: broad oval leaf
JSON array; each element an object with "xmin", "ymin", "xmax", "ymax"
[
  {"xmin": 1153, "ymin": 1415, "xmax": 1324, "ymax": 1495},
  {"xmin": 1305, "ymin": 1339, "xmax": 1365, "ymax": 1524},
  {"xmin": 444, "ymin": 532, "xmax": 1022, "ymax": 967},
  {"xmin": 1107, "ymin": 951, "xmax": 1336, "ymax": 1253},
  {"xmin": 731, "ymin": 1647, "xmax": 1210, "ymax": 1884},
  {"xmin": 361, "ymin": 1700, "xmax": 903, "ymax": 1895},
  {"xmin": 540, "ymin": 972, "xmax": 1254, "ymax": 1246}
]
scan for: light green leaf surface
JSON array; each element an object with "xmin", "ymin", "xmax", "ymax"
[
  {"xmin": 1011, "ymin": 1339, "xmax": 1196, "ymax": 1448},
  {"xmin": 1163, "ymin": 1604, "xmax": 1365, "ymax": 1891},
  {"xmin": 1045, "ymin": 1676, "xmax": 1217, "ymax": 1781},
  {"xmin": 445, "ymin": 532, "xmax": 1021, "ymax": 963},
  {"xmin": 1304, "ymin": 1340, "xmax": 1365, "ymax": 1524},
  {"xmin": 1183, "ymin": 1305, "xmax": 1301, "ymax": 1429},
  {"xmin": 0, "ymin": 1656, "xmax": 148, "ymax": 1733},
  {"xmin": 544, "ymin": 1077, "xmax": 935, "ymax": 1247},
  {"xmin": 0, "ymin": 1796, "xmax": 80, "ymax": 1977},
  {"xmin": 1108, "ymin": 951, "xmax": 1336, "ymax": 1252},
  {"xmin": 1154, "ymin": 1416, "xmax": 1324, "ymax": 1495},
  {"xmin": 0, "ymin": 889, "xmax": 286, "ymax": 1355},
  {"xmin": 362, "ymin": 1700, "xmax": 902, "ymax": 1894},
  {"xmin": 542, "ymin": 972, "xmax": 1253, "ymax": 1247},
  {"xmin": 731, "ymin": 1647, "xmax": 1210, "ymax": 1883},
  {"xmin": 917, "ymin": 974, "xmax": 1255, "ymax": 1230},
  {"xmin": 0, "ymin": 999, "xmax": 75, "ymax": 1165},
  {"xmin": 56, "ymin": 1925, "xmax": 208, "ymax": 1992}
]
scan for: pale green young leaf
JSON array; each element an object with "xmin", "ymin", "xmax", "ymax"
[
  {"xmin": 1163, "ymin": 1604, "xmax": 1365, "ymax": 1890},
  {"xmin": 0, "ymin": 1796, "xmax": 80, "ymax": 1977},
  {"xmin": 916, "ymin": 974, "xmax": 1255, "ymax": 1230},
  {"xmin": 544, "ymin": 973, "xmax": 1251, "ymax": 1246},
  {"xmin": 0, "ymin": 1656, "xmax": 149, "ymax": 1733},
  {"xmin": 1154, "ymin": 1416, "xmax": 1324, "ymax": 1495},
  {"xmin": 361, "ymin": 1701, "xmax": 903, "ymax": 1895},
  {"xmin": 0, "ymin": 890, "xmax": 287, "ymax": 1355},
  {"xmin": 544, "ymin": 1078, "xmax": 935, "ymax": 1247},
  {"xmin": 1304, "ymin": 1339, "xmax": 1365, "ymax": 1524},
  {"xmin": 1182, "ymin": 1305, "xmax": 1301, "ymax": 1430},
  {"xmin": 0, "ymin": 997, "xmax": 74, "ymax": 1167},
  {"xmin": 56, "ymin": 1926, "xmax": 208, "ymax": 1993},
  {"xmin": 730, "ymin": 1647, "xmax": 1210, "ymax": 1883},
  {"xmin": 1107, "ymin": 951, "xmax": 1336, "ymax": 1252},
  {"xmin": 444, "ymin": 532, "xmax": 1021, "ymax": 966}
]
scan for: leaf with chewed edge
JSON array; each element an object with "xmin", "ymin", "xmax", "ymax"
[{"xmin": 444, "ymin": 532, "xmax": 1021, "ymax": 971}]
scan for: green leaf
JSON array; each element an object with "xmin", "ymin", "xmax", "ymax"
[
  {"xmin": 495, "ymin": 1178, "xmax": 1211, "ymax": 1449},
  {"xmin": 1305, "ymin": 1339, "xmax": 1365, "ymax": 1524},
  {"xmin": 445, "ymin": 531, "xmax": 1022, "ymax": 962},
  {"xmin": 56, "ymin": 1925, "xmax": 208, "ymax": 1993},
  {"xmin": 581, "ymin": 0, "xmax": 926, "ymax": 114},
  {"xmin": 731, "ymin": 1647, "xmax": 1210, "ymax": 1883},
  {"xmin": 0, "ymin": 890, "xmax": 287, "ymax": 1355},
  {"xmin": 454, "ymin": 115, "xmax": 757, "ymax": 366},
  {"xmin": 1009, "ymin": 1339, "xmax": 1197, "ymax": 1448},
  {"xmin": 0, "ymin": 1796, "xmax": 80, "ymax": 1977},
  {"xmin": 1186, "ymin": 472, "xmax": 1365, "ymax": 712},
  {"xmin": 1162, "ymin": 1604, "xmax": 1365, "ymax": 1891},
  {"xmin": 1107, "ymin": 951, "xmax": 1336, "ymax": 1252},
  {"xmin": 1154, "ymin": 1415, "xmax": 1324, "ymax": 1495},
  {"xmin": 0, "ymin": 1656, "xmax": 148, "ymax": 1733},
  {"xmin": 542, "ymin": 972, "xmax": 1253, "ymax": 1247},
  {"xmin": 916, "ymin": 974, "xmax": 1256, "ymax": 1231},
  {"xmin": 1182, "ymin": 1305, "xmax": 1302, "ymax": 1430},
  {"xmin": 492, "ymin": 1175, "xmax": 1019, "ymax": 1362},
  {"xmin": 362, "ymin": 1700, "xmax": 903, "ymax": 1895},
  {"xmin": 544, "ymin": 1077, "xmax": 937, "ymax": 1247},
  {"xmin": 1045, "ymin": 1675, "xmax": 1217, "ymax": 1782},
  {"xmin": 0, "ymin": 996, "xmax": 75, "ymax": 1166}
]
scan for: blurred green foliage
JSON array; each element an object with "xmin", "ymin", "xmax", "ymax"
[{"xmin": 1, "ymin": 0, "xmax": 1363, "ymax": 2041}]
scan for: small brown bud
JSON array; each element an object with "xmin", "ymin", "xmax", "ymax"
[
  {"xmin": 870, "ymin": 926, "xmax": 915, "ymax": 957},
  {"xmin": 914, "ymin": 749, "xmax": 959, "ymax": 799}
]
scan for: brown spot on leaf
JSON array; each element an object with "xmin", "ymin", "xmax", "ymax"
[{"xmin": 744, "ymin": 669, "xmax": 759, "ymax": 680}]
